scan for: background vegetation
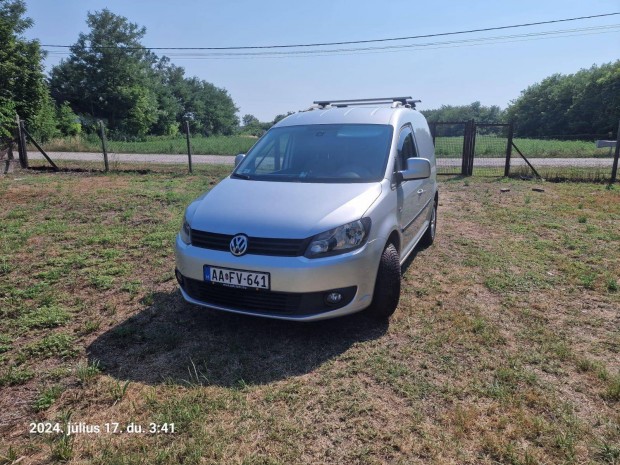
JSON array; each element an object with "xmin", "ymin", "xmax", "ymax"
[
  {"xmin": 1, "ymin": 0, "xmax": 618, "ymax": 149},
  {"xmin": 506, "ymin": 61, "xmax": 620, "ymax": 137},
  {"xmin": 0, "ymin": 0, "xmax": 49, "ymax": 141},
  {"xmin": 421, "ymin": 101, "xmax": 504, "ymax": 124}
]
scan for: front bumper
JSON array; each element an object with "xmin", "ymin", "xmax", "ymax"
[{"xmin": 174, "ymin": 234, "xmax": 383, "ymax": 321}]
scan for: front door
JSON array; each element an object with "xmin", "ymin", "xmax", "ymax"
[{"xmin": 396, "ymin": 125, "xmax": 429, "ymax": 253}]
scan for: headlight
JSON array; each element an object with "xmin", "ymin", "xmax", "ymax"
[
  {"xmin": 305, "ymin": 218, "xmax": 371, "ymax": 258},
  {"xmin": 180, "ymin": 217, "xmax": 191, "ymax": 245}
]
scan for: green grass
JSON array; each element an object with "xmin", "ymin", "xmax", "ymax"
[
  {"xmin": 33, "ymin": 385, "xmax": 64, "ymax": 411},
  {"xmin": 21, "ymin": 333, "xmax": 77, "ymax": 359},
  {"xmin": 0, "ymin": 170, "xmax": 618, "ymax": 464},
  {"xmin": 435, "ymin": 135, "xmax": 614, "ymax": 158},
  {"xmin": 34, "ymin": 134, "xmax": 257, "ymax": 155}
]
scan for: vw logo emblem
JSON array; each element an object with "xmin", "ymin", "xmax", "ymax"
[{"xmin": 230, "ymin": 234, "xmax": 248, "ymax": 256}]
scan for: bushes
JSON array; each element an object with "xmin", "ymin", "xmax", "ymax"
[
  {"xmin": 28, "ymin": 98, "xmax": 82, "ymax": 143},
  {"xmin": 56, "ymin": 102, "xmax": 81, "ymax": 137}
]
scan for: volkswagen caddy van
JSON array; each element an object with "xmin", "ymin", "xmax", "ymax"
[{"xmin": 175, "ymin": 97, "xmax": 438, "ymax": 321}]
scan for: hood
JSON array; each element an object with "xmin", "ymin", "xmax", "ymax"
[{"xmin": 188, "ymin": 178, "xmax": 382, "ymax": 238}]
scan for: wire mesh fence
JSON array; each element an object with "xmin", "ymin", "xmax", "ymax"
[
  {"xmin": 472, "ymin": 124, "xmax": 510, "ymax": 177},
  {"xmin": 9, "ymin": 116, "xmax": 620, "ymax": 184},
  {"xmin": 21, "ymin": 120, "xmax": 252, "ymax": 173},
  {"xmin": 430, "ymin": 120, "xmax": 619, "ymax": 183},
  {"xmin": 430, "ymin": 122, "xmax": 467, "ymax": 175},
  {"xmin": 510, "ymin": 132, "xmax": 618, "ymax": 182}
]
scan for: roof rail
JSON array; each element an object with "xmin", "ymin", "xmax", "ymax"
[{"xmin": 313, "ymin": 97, "xmax": 419, "ymax": 109}]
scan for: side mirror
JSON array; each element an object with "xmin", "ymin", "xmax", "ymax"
[
  {"xmin": 399, "ymin": 158, "xmax": 431, "ymax": 181},
  {"xmin": 234, "ymin": 153, "xmax": 245, "ymax": 167}
]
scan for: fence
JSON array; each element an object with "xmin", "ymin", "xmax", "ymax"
[
  {"xmin": 10, "ymin": 117, "xmax": 254, "ymax": 174},
  {"xmin": 0, "ymin": 141, "xmax": 17, "ymax": 174},
  {"xmin": 508, "ymin": 128, "xmax": 619, "ymax": 183},
  {"xmin": 5, "ymin": 116, "xmax": 620, "ymax": 184},
  {"xmin": 430, "ymin": 120, "xmax": 620, "ymax": 183},
  {"xmin": 430, "ymin": 121, "xmax": 513, "ymax": 177}
]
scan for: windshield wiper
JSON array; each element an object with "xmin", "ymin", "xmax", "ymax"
[{"xmin": 231, "ymin": 173, "xmax": 252, "ymax": 180}]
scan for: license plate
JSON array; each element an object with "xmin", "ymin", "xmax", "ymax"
[{"xmin": 204, "ymin": 265, "xmax": 270, "ymax": 290}]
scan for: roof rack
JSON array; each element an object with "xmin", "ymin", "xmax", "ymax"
[{"xmin": 313, "ymin": 97, "xmax": 421, "ymax": 109}]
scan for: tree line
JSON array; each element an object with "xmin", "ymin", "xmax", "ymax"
[
  {"xmin": 505, "ymin": 62, "xmax": 619, "ymax": 137},
  {"xmin": 421, "ymin": 61, "xmax": 619, "ymax": 138},
  {"xmin": 1, "ymin": 1, "xmax": 239, "ymax": 143},
  {"xmin": 1, "ymin": 0, "xmax": 618, "ymax": 145}
]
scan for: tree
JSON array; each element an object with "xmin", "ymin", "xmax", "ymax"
[
  {"xmin": 240, "ymin": 114, "xmax": 270, "ymax": 137},
  {"xmin": 49, "ymin": 9, "xmax": 240, "ymax": 137},
  {"xmin": 180, "ymin": 77, "xmax": 238, "ymax": 136},
  {"xmin": 242, "ymin": 114, "xmax": 259, "ymax": 126},
  {"xmin": 0, "ymin": 0, "xmax": 48, "ymax": 141},
  {"xmin": 29, "ymin": 91, "xmax": 59, "ymax": 141},
  {"xmin": 273, "ymin": 112, "xmax": 294, "ymax": 125},
  {"xmin": 421, "ymin": 102, "xmax": 504, "ymax": 123},
  {"xmin": 49, "ymin": 9, "xmax": 159, "ymax": 135},
  {"xmin": 505, "ymin": 61, "xmax": 620, "ymax": 137},
  {"xmin": 149, "ymin": 57, "xmax": 183, "ymax": 136},
  {"xmin": 56, "ymin": 101, "xmax": 81, "ymax": 136}
]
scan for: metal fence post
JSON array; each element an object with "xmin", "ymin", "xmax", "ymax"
[
  {"xmin": 98, "ymin": 121, "xmax": 109, "ymax": 172},
  {"xmin": 504, "ymin": 122, "xmax": 514, "ymax": 177},
  {"xmin": 429, "ymin": 122, "xmax": 436, "ymax": 146},
  {"xmin": 461, "ymin": 119, "xmax": 476, "ymax": 176},
  {"xmin": 461, "ymin": 121, "xmax": 470, "ymax": 176},
  {"xmin": 611, "ymin": 120, "xmax": 620, "ymax": 184},
  {"xmin": 468, "ymin": 119, "xmax": 476, "ymax": 176},
  {"xmin": 185, "ymin": 121, "xmax": 193, "ymax": 173}
]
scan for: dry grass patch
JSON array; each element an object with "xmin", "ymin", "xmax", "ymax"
[{"xmin": 0, "ymin": 171, "xmax": 618, "ymax": 464}]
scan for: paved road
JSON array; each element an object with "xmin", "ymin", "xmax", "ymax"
[{"xmin": 29, "ymin": 152, "xmax": 615, "ymax": 168}]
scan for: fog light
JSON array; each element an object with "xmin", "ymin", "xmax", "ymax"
[
  {"xmin": 175, "ymin": 269, "xmax": 184, "ymax": 286},
  {"xmin": 325, "ymin": 292, "xmax": 343, "ymax": 305}
]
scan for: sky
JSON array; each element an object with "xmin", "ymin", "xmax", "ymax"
[{"xmin": 21, "ymin": 0, "xmax": 620, "ymax": 122}]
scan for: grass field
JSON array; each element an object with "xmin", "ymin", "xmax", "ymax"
[
  {"xmin": 435, "ymin": 136, "xmax": 613, "ymax": 159},
  {"xmin": 31, "ymin": 133, "xmax": 614, "ymax": 159},
  {"xmin": 0, "ymin": 169, "xmax": 619, "ymax": 464},
  {"xmin": 34, "ymin": 134, "xmax": 258, "ymax": 156}
]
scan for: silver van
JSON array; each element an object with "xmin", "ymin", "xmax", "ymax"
[{"xmin": 175, "ymin": 97, "xmax": 438, "ymax": 321}]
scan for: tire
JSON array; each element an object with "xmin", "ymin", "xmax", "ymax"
[
  {"xmin": 366, "ymin": 243, "xmax": 401, "ymax": 319},
  {"xmin": 419, "ymin": 198, "xmax": 437, "ymax": 248}
]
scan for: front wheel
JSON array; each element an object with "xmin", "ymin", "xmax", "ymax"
[{"xmin": 366, "ymin": 243, "xmax": 401, "ymax": 319}]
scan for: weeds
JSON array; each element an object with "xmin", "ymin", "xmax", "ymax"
[
  {"xmin": 0, "ymin": 446, "xmax": 18, "ymax": 465},
  {"xmin": 47, "ymin": 411, "xmax": 74, "ymax": 462},
  {"xmin": 604, "ymin": 373, "xmax": 620, "ymax": 402},
  {"xmin": 0, "ymin": 366, "xmax": 34, "ymax": 386},
  {"xmin": 110, "ymin": 380, "xmax": 130, "ymax": 403},
  {"xmin": 21, "ymin": 333, "xmax": 77, "ymax": 359},
  {"xmin": 33, "ymin": 385, "xmax": 64, "ymax": 411},
  {"xmin": 596, "ymin": 442, "xmax": 620, "ymax": 464},
  {"xmin": 184, "ymin": 358, "xmax": 209, "ymax": 387},
  {"xmin": 75, "ymin": 360, "xmax": 101, "ymax": 384}
]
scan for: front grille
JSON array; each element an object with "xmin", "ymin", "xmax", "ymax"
[
  {"xmin": 191, "ymin": 229, "xmax": 309, "ymax": 257},
  {"xmin": 181, "ymin": 276, "xmax": 356, "ymax": 316}
]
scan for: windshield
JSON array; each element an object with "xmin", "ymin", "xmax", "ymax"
[{"xmin": 233, "ymin": 124, "xmax": 393, "ymax": 183}]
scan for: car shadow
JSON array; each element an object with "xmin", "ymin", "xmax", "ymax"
[
  {"xmin": 87, "ymin": 290, "xmax": 388, "ymax": 387},
  {"xmin": 401, "ymin": 244, "xmax": 425, "ymax": 275}
]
